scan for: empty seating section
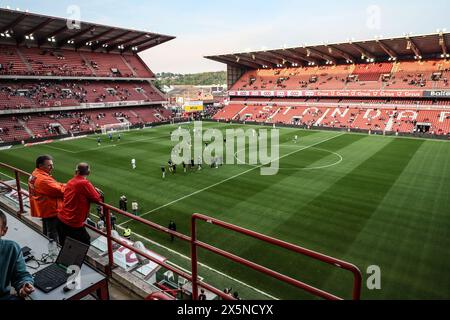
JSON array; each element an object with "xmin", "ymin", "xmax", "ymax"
[
  {"xmin": 384, "ymin": 60, "xmax": 450, "ymax": 89},
  {"xmin": 0, "ymin": 89, "xmax": 35, "ymax": 109},
  {"xmin": 82, "ymin": 51, "xmax": 132, "ymax": 77},
  {"xmin": 212, "ymin": 104, "xmax": 246, "ymax": 121},
  {"xmin": 0, "ymin": 117, "xmax": 30, "ymax": 142},
  {"xmin": 231, "ymin": 59, "xmax": 450, "ymax": 91},
  {"xmin": 21, "ymin": 47, "xmax": 91, "ymax": 76},
  {"xmin": 123, "ymin": 55, "xmax": 155, "ymax": 78},
  {"xmin": 0, "ymin": 46, "xmax": 29, "ymax": 74},
  {"xmin": 0, "ymin": 81, "xmax": 164, "ymax": 110},
  {"xmin": 311, "ymin": 65, "xmax": 354, "ymax": 90},
  {"xmin": 0, "ymin": 45, "xmax": 154, "ymax": 78},
  {"xmin": 352, "ymin": 63, "xmax": 393, "ymax": 81}
]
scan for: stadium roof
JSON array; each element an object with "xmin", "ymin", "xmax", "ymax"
[
  {"xmin": 206, "ymin": 32, "xmax": 450, "ymax": 69},
  {"xmin": 0, "ymin": 8, "xmax": 175, "ymax": 54}
]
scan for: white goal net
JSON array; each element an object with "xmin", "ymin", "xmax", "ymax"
[{"xmin": 101, "ymin": 123, "xmax": 131, "ymax": 135}]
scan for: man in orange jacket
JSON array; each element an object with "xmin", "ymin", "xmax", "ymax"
[{"xmin": 28, "ymin": 155, "xmax": 65, "ymax": 242}]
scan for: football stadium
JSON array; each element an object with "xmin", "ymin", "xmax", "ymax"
[{"xmin": 0, "ymin": 2, "xmax": 449, "ymax": 304}]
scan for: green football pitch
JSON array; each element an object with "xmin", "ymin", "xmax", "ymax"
[{"xmin": 1, "ymin": 122, "xmax": 449, "ymax": 300}]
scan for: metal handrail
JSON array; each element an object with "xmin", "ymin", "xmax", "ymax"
[{"xmin": 191, "ymin": 213, "xmax": 362, "ymax": 300}]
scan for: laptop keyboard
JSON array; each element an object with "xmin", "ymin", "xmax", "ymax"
[{"xmin": 34, "ymin": 264, "xmax": 69, "ymax": 293}]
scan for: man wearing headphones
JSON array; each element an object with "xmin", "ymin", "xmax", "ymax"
[{"xmin": 57, "ymin": 163, "xmax": 103, "ymax": 246}]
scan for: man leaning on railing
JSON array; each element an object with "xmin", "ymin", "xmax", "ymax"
[{"xmin": 57, "ymin": 163, "xmax": 103, "ymax": 246}]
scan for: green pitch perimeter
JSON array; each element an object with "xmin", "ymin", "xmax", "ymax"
[{"xmin": 1, "ymin": 122, "xmax": 449, "ymax": 300}]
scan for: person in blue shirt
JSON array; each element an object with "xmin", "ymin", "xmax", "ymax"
[{"xmin": 0, "ymin": 211, "xmax": 35, "ymax": 300}]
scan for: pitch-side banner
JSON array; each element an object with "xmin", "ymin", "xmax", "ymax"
[
  {"xmin": 184, "ymin": 100, "xmax": 204, "ymax": 113},
  {"xmin": 228, "ymin": 90, "xmax": 425, "ymax": 98}
]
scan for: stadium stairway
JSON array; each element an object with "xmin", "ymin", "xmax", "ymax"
[
  {"xmin": 120, "ymin": 56, "xmax": 139, "ymax": 77},
  {"xmin": 384, "ymin": 116, "xmax": 395, "ymax": 132},
  {"xmin": 17, "ymin": 119, "xmax": 33, "ymax": 138},
  {"xmin": 15, "ymin": 47, "xmax": 33, "ymax": 72},
  {"xmin": 79, "ymin": 52, "xmax": 98, "ymax": 76}
]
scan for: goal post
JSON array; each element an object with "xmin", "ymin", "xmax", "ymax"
[{"xmin": 101, "ymin": 123, "xmax": 131, "ymax": 135}]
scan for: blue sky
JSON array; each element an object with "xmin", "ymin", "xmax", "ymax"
[{"xmin": 2, "ymin": 0, "xmax": 449, "ymax": 73}]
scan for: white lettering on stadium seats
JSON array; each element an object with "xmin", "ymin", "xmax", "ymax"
[
  {"xmin": 303, "ymin": 107, "xmax": 319, "ymax": 116},
  {"xmin": 440, "ymin": 112, "xmax": 450, "ymax": 122},
  {"xmin": 364, "ymin": 109, "xmax": 382, "ymax": 119},
  {"xmin": 331, "ymin": 108, "xmax": 349, "ymax": 118},
  {"xmin": 397, "ymin": 111, "xmax": 418, "ymax": 121}
]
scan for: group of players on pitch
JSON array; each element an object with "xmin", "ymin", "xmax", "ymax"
[{"xmin": 160, "ymin": 155, "xmax": 224, "ymax": 179}]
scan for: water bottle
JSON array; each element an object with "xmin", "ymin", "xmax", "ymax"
[{"xmin": 48, "ymin": 239, "xmax": 58, "ymax": 260}]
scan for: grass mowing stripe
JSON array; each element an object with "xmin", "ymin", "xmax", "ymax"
[{"xmin": 273, "ymin": 138, "xmax": 425, "ymax": 299}]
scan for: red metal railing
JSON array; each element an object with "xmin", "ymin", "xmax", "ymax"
[
  {"xmin": 191, "ymin": 214, "xmax": 362, "ymax": 300},
  {"xmin": 85, "ymin": 203, "xmax": 235, "ymax": 300},
  {"xmin": 0, "ymin": 162, "xmax": 30, "ymax": 216},
  {"xmin": 0, "ymin": 162, "xmax": 362, "ymax": 300}
]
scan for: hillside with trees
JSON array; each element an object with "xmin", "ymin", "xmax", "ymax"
[{"xmin": 154, "ymin": 71, "xmax": 226, "ymax": 87}]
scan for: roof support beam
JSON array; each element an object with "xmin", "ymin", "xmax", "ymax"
[
  {"xmin": 243, "ymin": 53, "xmax": 278, "ymax": 68},
  {"xmin": 134, "ymin": 37, "xmax": 169, "ymax": 52},
  {"xmin": 305, "ymin": 47, "xmax": 336, "ymax": 64},
  {"xmin": 107, "ymin": 33, "xmax": 145, "ymax": 52},
  {"xmin": 37, "ymin": 26, "xmax": 67, "ymax": 46},
  {"xmin": 287, "ymin": 48, "xmax": 319, "ymax": 65},
  {"xmin": 406, "ymin": 37, "xmax": 422, "ymax": 58},
  {"xmin": 124, "ymin": 35, "xmax": 159, "ymax": 51},
  {"xmin": 58, "ymin": 27, "xmax": 95, "ymax": 47},
  {"xmin": 349, "ymin": 42, "xmax": 375, "ymax": 60},
  {"xmin": 207, "ymin": 56, "xmax": 252, "ymax": 69},
  {"xmin": 229, "ymin": 55, "xmax": 263, "ymax": 69},
  {"xmin": 234, "ymin": 54, "xmax": 268, "ymax": 68},
  {"xmin": 275, "ymin": 50, "xmax": 307, "ymax": 66},
  {"xmin": 18, "ymin": 18, "xmax": 53, "ymax": 44},
  {"xmin": 439, "ymin": 32, "xmax": 448, "ymax": 57},
  {"xmin": 75, "ymin": 28, "xmax": 115, "ymax": 49},
  {"xmin": 91, "ymin": 30, "xmax": 132, "ymax": 50},
  {"xmin": 376, "ymin": 40, "xmax": 397, "ymax": 60},
  {"xmin": 0, "ymin": 13, "xmax": 28, "ymax": 34},
  {"xmin": 326, "ymin": 45, "xmax": 355, "ymax": 62},
  {"xmin": 259, "ymin": 51, "xmax": 297, "ymax": 66}
]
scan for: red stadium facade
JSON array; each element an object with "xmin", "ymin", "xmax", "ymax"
[
  {"xmin": 207, "ymin": 33, "xmax": 450, "ymax": 138},
  {"xmin": 0, "ymin": 8, "xmax": 175, "ymax": 144}
]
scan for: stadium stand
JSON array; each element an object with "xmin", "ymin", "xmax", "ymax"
[
  {"xmin": 0, "ymin": 45, "xmax": 157, "ymax": 78},
  {"xmin": 0, "ymin": 80, "xmax": 164, "ymax": 110},
  {"xmin": 208, "ymin": 33, "xmax": 450, "ymax": 137},
  {"xmin": 0, "ymin": 9, "xmax": 175, "ymax": 145}
]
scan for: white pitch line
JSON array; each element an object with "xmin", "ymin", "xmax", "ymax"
[
  {"xmin": 40, "ymin": 144, "xmax": 77, "ymax": 154},
  {"xmin": 120, "ymin": 132, "xmax": 346, "ymax": 226},
  {"xmin": 90, "ymin": 212, "xmax": 279, "ymax": 300},
  {"xmin": 40, "ymin": 135, "xmax": 169, "ymax": 155}
]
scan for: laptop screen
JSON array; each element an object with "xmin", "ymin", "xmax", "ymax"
[{"xmin": 56, "ymin": 237, "xmax": 90, "ymax": 268}]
